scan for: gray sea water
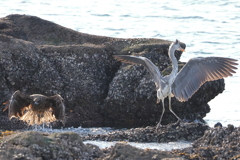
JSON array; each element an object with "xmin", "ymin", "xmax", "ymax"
[
  {"xmin": 1, "ymin": 0, "xmax": 240, "ymax": 150},
  {"xmin": 31, "ymin": 125, "xmax": 192, "ymax": 150}
]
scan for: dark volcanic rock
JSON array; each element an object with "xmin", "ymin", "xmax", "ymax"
[
  {"xmin": 82, "ymin": 121, "xmax": 209, "ymax": 143},
  {"xmin": 0, "ymin": 14, "xmax": 225, "ymax": 129},
  {"xmin": 0, "ymin": 131, "xmax": 185, "ymax": 160},
  {"xmin": 102, "ymin": 143, "xmax": 183, "ymax": 160},
  {"xmin": 0, "ymin": 131, "xmax": 102, "ymax": 160},
  {"xmin": 1, "ymin": 125, "xmax": 240, "ymax": 160},
  {"xmin": 175, "ymin": 124, "xmax": 240, "ymax": 159}
]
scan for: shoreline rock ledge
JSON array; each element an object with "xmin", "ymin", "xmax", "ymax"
[
  {"xmin": 1, "ymin": 123, "xmax": 240, "ymax": 159},
  {"xmin": 0, "ymin": 14, "xmax": 225, "ymax": 129}
]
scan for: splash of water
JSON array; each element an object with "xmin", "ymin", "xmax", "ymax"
[{"xmin": 20, "ymin": 110, "xmax": 57, "ymax": 125}]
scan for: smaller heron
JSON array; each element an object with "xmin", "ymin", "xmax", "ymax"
[
  {"xmin": 114, "ymin": 39, "xmax": 238, "ymax": 129},
  {"xmin": 5, "ymin": 90, "xmax": 65, "ymax": 126}
]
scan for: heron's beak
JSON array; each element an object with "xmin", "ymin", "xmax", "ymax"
[{"xmin": 180, "ymin": 48, "xmax": 185, "ymax": 52}]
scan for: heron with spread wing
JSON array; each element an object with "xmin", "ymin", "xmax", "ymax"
[
  {"xmin": 114, "ymin": 39, "xmax": 238, "ymax": 129},
  {"xmin": 6, "ymin": 90, "xmax": 65, "ymax": 126}
]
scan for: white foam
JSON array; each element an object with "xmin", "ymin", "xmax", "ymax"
[{"xmin": 83, "ymin": 140, "xmax": 192, "ymax": 151}]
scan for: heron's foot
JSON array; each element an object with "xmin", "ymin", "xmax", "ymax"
[
  {"xmin": 177, "ymin": 118, "xmax": 183, "ymax": 123},
  {"xmin": 156, "ymin": 123, "xmax": 162, "ymax": 130},
  {"xmin": 174, "ymin": 118, "xmax": 184, "ymax": 125}
]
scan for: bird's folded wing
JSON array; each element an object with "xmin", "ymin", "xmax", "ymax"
[{"xmin": 172, "ymin": 57, "xmax": 238, "ymax": 102}]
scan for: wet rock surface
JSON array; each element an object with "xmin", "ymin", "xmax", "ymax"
[
  {"xmin": 1, "ymin": 123, "xmax": 240, "ymax": 159},
  {"xmin": 0, "ymin": 131, "xmax": 101, "ymax": 160},
  {"xmin": 0, "ymin": 14, "xmax": 226, "ymax": 129},
  {"xmin": 176, "ymin": 124, "xmax": 240, "ymax": 160},
  {"xmin": 0, "ymin": 130, "xmax": 184, "ymax": 160},
  {"xmin": 82, "ymin": 121, "xmax": 209, "ymax": 143},
  {"xmin": 101, "ymin": 143, "xmax": 183, "ymax": 160}
]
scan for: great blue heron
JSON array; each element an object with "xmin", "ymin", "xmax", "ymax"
[
  {"xmin": 5, "ymin": 90, "xmax": 66, "ymax": 126},
  {"xmin": 113, "ymin": 39, "xmax": 238, "ymax": 129}
]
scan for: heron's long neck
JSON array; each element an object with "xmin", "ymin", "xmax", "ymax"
[{"xmin": 169, "ymin": 46, "xmax": 178, "ymax": 79}]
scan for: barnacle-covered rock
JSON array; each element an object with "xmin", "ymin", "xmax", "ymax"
[
  {"xmin": 82, "ymin": 121, "xmax": 209, "ymax": 143},
  {"xmin": 176, "ymin": 124, "xmax": 240, "ymax": 159},
  {"xmin": 102, "ymin": 143, "xmax": 182, "ymax": 160},
  {"xmin": 0, "ymin": 131, "xmax": 102, "ymax": 159},
  {"xmin": 0, "ymin": 14, "xmax": 225, "ymax": 129}
]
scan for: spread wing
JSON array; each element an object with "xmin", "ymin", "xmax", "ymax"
[
  {"xmin": 172, "ymin": 57, "xmax": 238, "ymax": 102},
  {"xmin": 46, "ymin": 95, "xmax": 66, "ymax": 126},
  {"xmin": 8, "ymin": 90, "xmax": 31, "ymax": 119},
  {"xmin": 113, "ymin": 55, "xmax": 163, "ymax": 89}
]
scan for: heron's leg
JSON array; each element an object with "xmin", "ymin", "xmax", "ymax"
[
  {"xmin": 156, "ymin": 99, "xmax": 165, "ymax": 129},
  {"xmin": 168, "ymin": 96, "xmax": 181, "ymax": 120}
]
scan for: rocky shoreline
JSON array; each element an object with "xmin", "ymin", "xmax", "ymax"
[
  {"xmin": 1, "ymin": 122, "xmax": 240, "ymax": 159},
  {"xmin": 0, "ymin": 14, "xmax": 239, "ymax": 159},
  {"xmin": 81, "ymin": 121, "xmax": 209, "ymax": 143},
  {"xmin": 1, "ymin": 14, "xmax": 224, "ymax": 129}
]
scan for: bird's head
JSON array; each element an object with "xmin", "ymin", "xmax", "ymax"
[
  {"xmin": 33, "ymin": 97, "xmax": 42, "ymax": 105},
  {"xmin": 31, "ymin": 96, "xmax": 48, "ymax": 112},
  {"xmin": 172, "ymin": 39, "xmax": 185, "ymax": 52}
]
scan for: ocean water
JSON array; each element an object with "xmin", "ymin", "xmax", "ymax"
[
  {"xmin": 0, "ymin": 0, "xmax": 240, "ymax": 149},
  {"xmin": 30, "ymin": 125, "xmax": 192, "ymax": 150},
  {"xmin": 83, "ymin": 140, "xmax": 191, "ymax": 151}
]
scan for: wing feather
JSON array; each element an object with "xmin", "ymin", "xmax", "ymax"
[
  {"xmin": 114, "ymin": 55, "xmax": 163, "ymax": 89},
  {"xmin": 8, "ymin": 90, "xmax": 31, "ymax": 119},
  {"xmin": 47, "ymin": 95, "xmax": 65, "ymax": 126},
  {"xmin": 172, "ymin": 57, "xmax": 238, "ymax": 102}
]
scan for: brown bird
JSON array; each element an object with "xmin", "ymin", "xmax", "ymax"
[
  {"xmin": 114, "ymin": 39, "xmax": 238, "ymax": 129},
  {"xmin": 6, "ymin": 90, "xmax": 65, "ymax": 126}
]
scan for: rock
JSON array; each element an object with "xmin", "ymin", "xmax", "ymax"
[
  {"xmin": 175, "ymin": 124, "xmax": 240, "ymax": 159},
  {"xmin": 0, "ymin": 131, "xmax": 185, "ymax": 160},
  {"xmin": 1, "ymin": 125, "xmax": 240, "ymax": 159},
  {"xmin": 0, "ymin": 131, "xmax": 102, "ymax": 160},
  {"xmin": 0, "ymin": 14, "xmax": 225, "ymax": 129},
  {"xmin": 213, "ymin": 122, "xmax": 223, "ymax": 128},
  {"xmin": 82, "ymin": 121, "xmax": 209, "ymax": 143},
  {"xmin": 102, "ymin": 143, "xmax": 184, "ymax": 160}
]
